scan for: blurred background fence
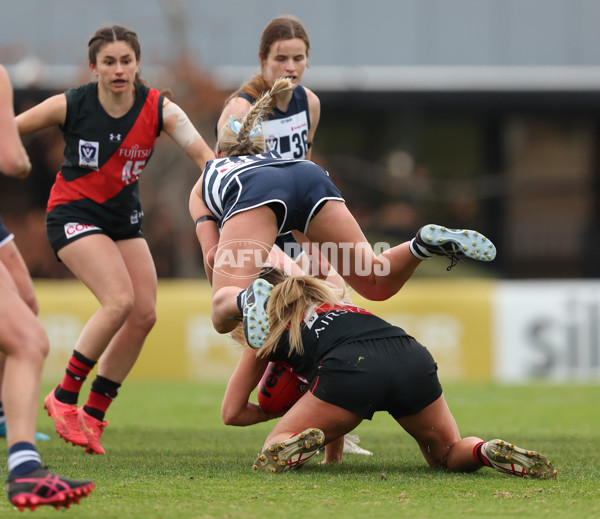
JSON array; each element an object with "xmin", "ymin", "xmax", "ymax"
[
  {"xmin": 3, "ymin": 0, "xmax": 600, "ymax": 280},
  {"xmin": 2, "ymin": 0, "xmax": 600, "ymax": 381}
]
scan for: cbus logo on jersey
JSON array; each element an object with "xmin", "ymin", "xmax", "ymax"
[{"xmin": 78, "ymin": 139, "xmax": 99, "ymax": 169}]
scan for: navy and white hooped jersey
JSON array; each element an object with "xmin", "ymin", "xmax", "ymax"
[
  {"xmin": 201, "ymin": 151, "xmax": 343, "ymax": 235},
  {"xmin": 239, "ymin": 85, "xmax": 310, "ymax": 160},
  {"xmin": 46, "ymin": 82, "xmax": 163, "ymax": 237}
]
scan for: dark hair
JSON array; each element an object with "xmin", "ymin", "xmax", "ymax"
[
  {"xmin": 223, "ymin": 15, "xmax": 311, "ymax": 108},
  {"xmin": 88, "ymin": 25, "xmax": 144, "ymax": 84},
  {"xmin": 259, "ymin": 15, "xmax": 310, "ymax": 63}
]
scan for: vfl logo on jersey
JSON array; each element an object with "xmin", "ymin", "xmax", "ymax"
[
  {"xmin": 78, "ymin": 139, "xmax": 99, "ymax": 169},
  {"xmin": 64, "ymin": 222, "xmax": 100, "ymax": 239}
]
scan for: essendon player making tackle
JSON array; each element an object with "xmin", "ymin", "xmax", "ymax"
[
  {"xmin": 224, "ymin": 267, "xmax": 557, "ymax": 478},
  {"xmin": 16, "ymin": 25, "xmax": 214, "ymax": 456}
]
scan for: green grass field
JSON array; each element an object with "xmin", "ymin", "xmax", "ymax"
[{"xmin": 1, "ymin": 381, "xmax": 598, "ymax": 518}]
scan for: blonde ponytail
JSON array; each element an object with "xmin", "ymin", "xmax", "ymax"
[{"xmin": 258, "ymin": 275, "xmax": 345, "ymax": 359}]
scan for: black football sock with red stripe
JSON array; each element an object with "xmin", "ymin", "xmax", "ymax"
[
  {"xmin": 473, "ymin": 441, "xmax": 493, "ymax": 467},
  {"xmin": 83, "ymin": 375, "xmax": 121, "ymax": 422},
  {"xmin": 54, "ymin": 350, "xmax": 96, "ymax": 405}
]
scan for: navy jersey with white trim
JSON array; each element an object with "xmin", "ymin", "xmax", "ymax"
[{"xmin": 239, "ymin": 86, "xmax": 310, "ymax": 160}]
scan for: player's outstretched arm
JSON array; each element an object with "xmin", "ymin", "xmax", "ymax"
[{"xmin": 222, "ymin": 347, "xmax": 273, "ymax": 426}]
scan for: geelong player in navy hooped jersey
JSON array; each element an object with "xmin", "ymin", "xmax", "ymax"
[
  {"xmin": 16, "ymin": 25, "xmax": 215, "ymax": 456},
  {"xmin": 216, "ymin": 15, "xmax": 319, "ymax": 161},
  {"xmin": 215, "ymin": 15, "xmax": 320, "ymax": 263}
]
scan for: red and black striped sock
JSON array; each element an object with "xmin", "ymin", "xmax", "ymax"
[
  {"xmin": 54, "ymin": 350, "xmax": 96, "ymax": 405},
  {"xmin": 473, "ymin": 441, "xmax": 492, "ymax": 467},
  {"xmin": 83, "ymin": 375, "xmax": 121, "ymax": 422}
]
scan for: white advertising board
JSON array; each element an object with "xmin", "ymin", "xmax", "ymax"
[{"xmin": 495, "ymin": 281, "xmax": 600, "ymax": 381}]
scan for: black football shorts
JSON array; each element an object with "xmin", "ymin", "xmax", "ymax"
[{"xmin": 310, "ymin": 335, "xmax": 443, "ymax": 420}]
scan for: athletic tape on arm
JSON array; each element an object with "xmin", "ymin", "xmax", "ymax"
[{"xmin": 163, "ymin": 100, "xmax": 201, "ymax": 149}]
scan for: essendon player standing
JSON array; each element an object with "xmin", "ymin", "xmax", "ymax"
[{"xmin": 16, "ymin": 25, "xmax": 214, "ymax": 455}]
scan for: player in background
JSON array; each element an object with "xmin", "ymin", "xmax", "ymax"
[
  {"xmin": 215, "ymin": 15, "xmax": 321, "ymax": 266},
  {"xmin": 0, "ymin": 63, "xmax": 94, "ymax": 510},
  {"xmin": 216, "ymin": 15, "xmax": 319, "ymax": 161},
  {"xmin": 16, "ymin": 25, "xmax": 215, "ymax": 456},
  {"xmin": 231, "ymin": 268, "xmax": 557, "ymax": 479}
]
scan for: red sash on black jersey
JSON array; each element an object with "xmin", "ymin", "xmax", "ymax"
[{"xmin": 47, "ymin": 89, "xmax": 161, "ymax": 212}]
